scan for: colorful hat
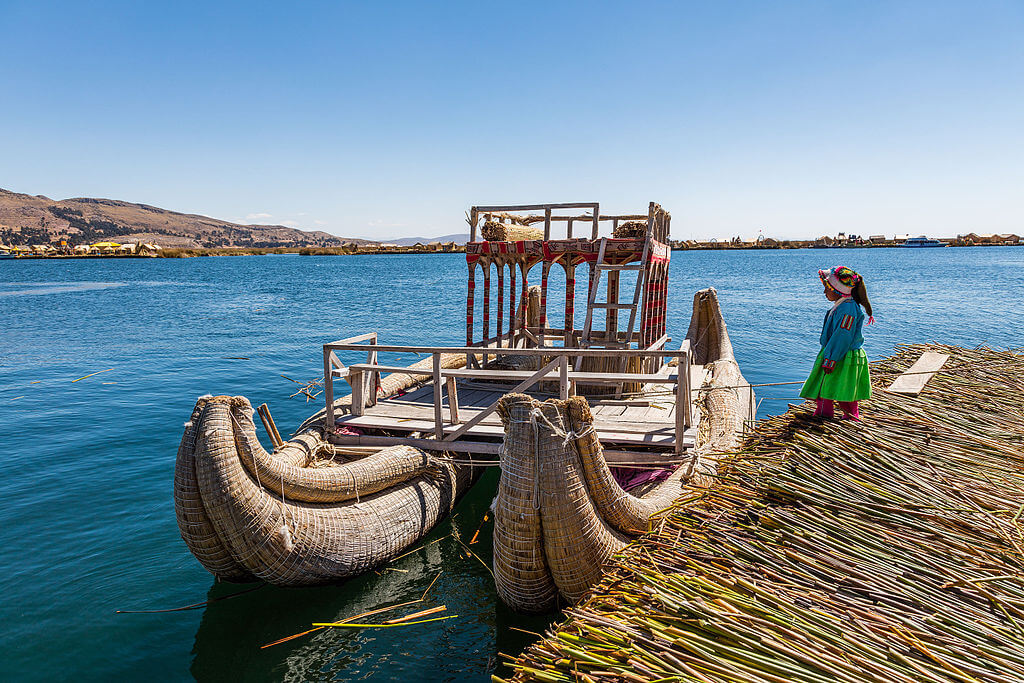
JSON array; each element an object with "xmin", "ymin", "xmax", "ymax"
[{"xmin": 818, "ymin": 266, "xmax": 860, "ymax": 295}]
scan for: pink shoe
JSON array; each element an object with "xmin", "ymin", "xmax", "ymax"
[
  {"xmin": 813, "ymin": 398, "xmax": 835, "ymax": 419},
  {"xmin": 838, "ymin": 401, "xmax": 860, "ymax": 421}
]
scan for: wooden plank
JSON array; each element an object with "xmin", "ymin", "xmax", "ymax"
[
  {"xmin": 886, "ymin": 351, "xmax": 950, "ymax": 395},
  {"xmin": 335, "ymin": 413, "xmax": 683, "ymax": 446},
  {"xmin": 352, "ymin": 402, "xmax": 676, "ymax": 435},
  {"xmin": 327, "ymin": 432, "xmax": 693, "ymax": 464},
  {"xmin": 330, "ymin": 433, "xmax": 502, "ymax": 455}
]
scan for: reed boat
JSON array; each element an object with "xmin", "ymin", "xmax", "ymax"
[{"xmin": 174, "ymin": 201, "xmax": 752, "ymax": 605}]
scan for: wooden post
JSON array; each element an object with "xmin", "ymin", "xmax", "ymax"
[
  {"xmin": 446, "ymin": 376, "xmax": 461, "ymax": 424},
  {"xmin": 508, "ymin": 263, "xmax": 517, "ymax": 346},
  {"xmin": 482, "ymin": 263, "xmax": 491, "ymax": 363},
  {"xmin": 366, "ymin": 339, "xmax": 378, "ymax": 408},
  {"xmin": 323, "ymin": 348, "xmax": 335, "ymax": 430},
  {"xmin": 559, "ymin": 355, "xmax": 569, "ymax": 400},
  {"xmin": 538, "ymin": 260, "xmax": 551, "ymax": 347},
  {"xmin": 466, "ymin": 263, "xmax": 475, "ymax": 347},
  {"xmin": 563, "ymin": 263, "xmax": 575, "ymax": 347},
  {"xmin": 544, "ymin": 208, "xmax": 552, "ymax": 241},
  {"xmin": 470, "ymin": 207, "xmax": 479, "ymax": 242},
  {"xmin": 592, "ymin": 208, "xmax": 600, "ymax": 239},
  {"xmin": 683, "ymin": 344, "xmax": 692, "ymax": 429},
  {"xmin": 491, "ymin": 264, "xmax": 499, "ymax": 348},
  {"xmin": 351, "ymin": 369, "xmax": 365, "ymax": 417},
  {"xmin": 606, "ymin": 270, "xmax": 619, "ymax": 341},
  {"xmin": 432, "ymin": 352, "xmax": 443, "ymax": 439},
  {"xmin": 566, "ymin": 218, "xmax": 573, "ymax": 239}
]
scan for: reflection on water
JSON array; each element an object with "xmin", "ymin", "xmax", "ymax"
[{"xmin": 188, "ymin": 469, "xmax": 554, "ymax": 682}]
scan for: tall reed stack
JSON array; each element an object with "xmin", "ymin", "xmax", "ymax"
[{"xmin": 499, "ymin": 344, "xmax": 1024, "ymax": 683}]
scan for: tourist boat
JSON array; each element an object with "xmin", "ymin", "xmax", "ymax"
[
  {"xmin": 174, "ymin": 202, "xmax": 752, "ymax": 609},
  {"xmin": 902, "ymin": 236, "xmax": 946, "ymax": 247}
]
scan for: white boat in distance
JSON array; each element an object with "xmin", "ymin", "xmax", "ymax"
[{"xmin": 902, "ymin": 236, "xmax": 946, "ymax": 247}]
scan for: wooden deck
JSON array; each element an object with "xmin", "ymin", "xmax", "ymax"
[{"xmin": 328, "ymin": 366, "xmax": 706, "ymax": 465}]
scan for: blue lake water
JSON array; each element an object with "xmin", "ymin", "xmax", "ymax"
[{"xmin": 1, "ymin": 248, "xmax": 1021, "ymax": 681}]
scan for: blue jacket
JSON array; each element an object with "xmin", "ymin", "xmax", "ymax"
[{"xmin": 819, "ymin": 298, "xmax": 865, "ymax": 370}]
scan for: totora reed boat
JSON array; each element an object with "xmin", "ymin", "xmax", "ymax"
[{"xmin": 174, "ymin": 202, "xmax": 753, "ymax": 608}]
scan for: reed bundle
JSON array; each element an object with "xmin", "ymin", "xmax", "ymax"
[
  {"xmin": 481, "ymin": 220, "xmax": 544, "ymax": 242},
  {"xmin": 500, "ymin": 344, "xmax": 1024, "ymax": 683},
  {"xmin": 611, "ymin": 221, "xmax": 647, "ymax": 238}
]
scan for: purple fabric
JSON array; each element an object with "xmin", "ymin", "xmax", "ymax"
[{"xmin": 611, "ymin": 465, "xmax": 674, "ymax": 491}]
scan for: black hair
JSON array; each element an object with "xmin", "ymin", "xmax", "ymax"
[{"xmin": 852, "ymin": 278, "xmax": 873, "ymax": 317}]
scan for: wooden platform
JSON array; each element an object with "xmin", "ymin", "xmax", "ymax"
[{"xmin": 328, "ymin": 366, "xmax": 705, "ymax": 465}]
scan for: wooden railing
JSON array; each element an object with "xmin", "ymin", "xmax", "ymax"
[{"xmin": 323, "ymin": 336, "xmax": 692, "ymax": 454}]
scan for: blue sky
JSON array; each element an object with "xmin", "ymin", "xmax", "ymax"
[{"xmin": 1, "ymin": 1, "xmax": 1022, "ymax": 240}]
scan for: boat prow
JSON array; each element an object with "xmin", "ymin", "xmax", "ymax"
[
  {"xmin": 492, "ymin": 287, "xmax": 753, "ymax": 612},
  {"xmin": 174, "ymin": 395, "xmax": 476, "ymax": 585}
]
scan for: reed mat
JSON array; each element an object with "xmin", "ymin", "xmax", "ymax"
[{"xmin": 499, "ymin": 343, "xmax": 1024, "ymax": 683}]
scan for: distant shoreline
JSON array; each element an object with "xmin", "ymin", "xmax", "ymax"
[{"xmin": 2, "ymin": 242, "xmax": 1020, "ymax": 260}]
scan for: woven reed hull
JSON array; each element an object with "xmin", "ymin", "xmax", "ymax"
[
  {"xmin": 175, "ymin": 395, "xmax": 477, "ymax": 586},
  {"xmin": 493, "ymin": 287, "xmax": 752, "ymax": 612}
]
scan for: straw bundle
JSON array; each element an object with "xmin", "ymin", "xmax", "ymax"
[
  {"xmin": 494, "ymin": 394, "xmax": 628, "ymax": 611},
  {"xmin": 492, "ymin": 395, "xmax": 560, "ymax": 613},
  {"xmin": 481, "ymin": 220, "xmax": 543, "ymax": 242},
  {"xmin": 175, "ymin": 395, "xmax": 476, "ymax": 585},
  {"xmin": 611, "ymin": 220, "xmax": 647, "ymax": 238},
  {"xmin": 503, "ymin": 344, "xmax": 1024, "ymax": 683}
]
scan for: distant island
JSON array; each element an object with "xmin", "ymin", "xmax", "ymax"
[{"xmin": 0, "ymin": 187, "xmax": 374, "ymax": 249}]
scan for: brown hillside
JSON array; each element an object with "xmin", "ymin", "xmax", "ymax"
[{"xmin": 0, "ymin": 188, "xmax": 373, "ymax": 248}]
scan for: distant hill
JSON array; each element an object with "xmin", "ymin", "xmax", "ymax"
[
  {"xmin": 0, "ymin": 188, "xmax": 374, "ymax": 248},
  {"xmin": 385, "ymin": 233, "xmax": 469, "ymax": 246}
]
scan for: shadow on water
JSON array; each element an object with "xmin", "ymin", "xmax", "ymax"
[{"xmin": 188, "ymin": 468, "xmax": 559, "ymax": 682}]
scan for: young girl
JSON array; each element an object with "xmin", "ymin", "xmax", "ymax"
[{"xmin": 800, "ymin": 265, "xmax": 874, "ymax": 420}]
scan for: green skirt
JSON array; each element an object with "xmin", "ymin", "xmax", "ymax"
[{"xmin": 800, "ymin": 348, "xmax": 872, "ymax": 402}]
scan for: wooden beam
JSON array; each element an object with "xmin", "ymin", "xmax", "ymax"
[
  {"xmin": 886, "ymin": 351, "xmax": 949, "ymax": 395},
  {"xmin": 472, "ymin": 202, "xmax": 599, "ymax": 212},
  {"xmin": 327, "ymin": 342, "xmax": 689, "ymax": 358},
  {"xmin": 322, "ymin": 349, "xmax": 335, "ymax": 429}
]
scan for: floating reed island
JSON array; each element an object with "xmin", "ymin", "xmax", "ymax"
[
  {"xmin": 499, "ymin": 343, "xmax": 1024, "ymax": 683},
  {"xmin": 174, "ymin": 201, "xmax": 752, "ymax": 605}
]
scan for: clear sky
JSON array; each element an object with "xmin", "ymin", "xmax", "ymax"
[{"xmin": 1, "ymin": 1, "xmax": 1022, "ymax": 241}]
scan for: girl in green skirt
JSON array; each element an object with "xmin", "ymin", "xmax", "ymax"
[{"xmin": 800, "ymin": 265, "xmax": 874, "ymax": 420}]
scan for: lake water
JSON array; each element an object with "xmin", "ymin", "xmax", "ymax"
[{"xmin": 1, "ymin": 248, "xmax": 1021, "ymax": 681}]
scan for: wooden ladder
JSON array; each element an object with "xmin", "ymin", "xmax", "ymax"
[{"xmin": 576, "ymin": 235, "xmax": 650, "ymax": 383}]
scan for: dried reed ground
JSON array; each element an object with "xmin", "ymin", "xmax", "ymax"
[{"xmin": 501, "ymin": 344, "xmax": 1024, "ymax": 683}]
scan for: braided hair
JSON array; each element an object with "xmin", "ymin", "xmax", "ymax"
[{"xmin": 851, "ymin": 277, "xmax": 873, "ymax": 318}]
